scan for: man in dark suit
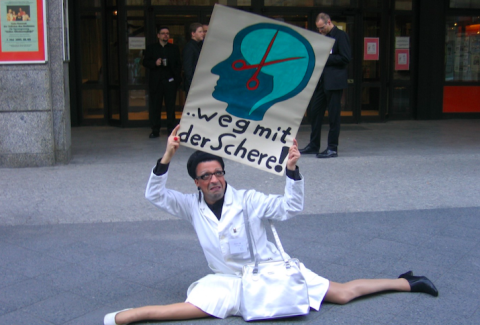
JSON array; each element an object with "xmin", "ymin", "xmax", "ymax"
[
  {"xmin": 183, "ymin": 22, "xmax": 205, "ymax": 96},
  {"xmin": 300, "ymin": 13, "xmax": 351, "ymax": 158},
  {"xmin": 143, "ymin": 26, "xmax": 182, "ymax": 138}
]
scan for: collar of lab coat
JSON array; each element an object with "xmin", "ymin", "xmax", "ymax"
[{"xmin": 198, "ymin": 182, "xmax": 233, "ymax": 221}]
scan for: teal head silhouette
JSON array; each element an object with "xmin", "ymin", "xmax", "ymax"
[{"xmin": 211, "ymin": 23, "xmax": 315, "ymax": 121}]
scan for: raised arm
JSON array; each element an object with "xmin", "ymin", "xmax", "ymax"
[
  {"xmin": 160, "ymin": 125, "xmax": 181, "ymax": 164},
  {"xmin": 286, "ymin": 139, "xmax": 300, "ymax": 171}
]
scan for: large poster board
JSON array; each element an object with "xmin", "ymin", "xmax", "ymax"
[
  {"xmin": 0, "ymin": 0, "xmax": 47, "ymax": 64},
  {"xmin": 179, "ymin": 5, "xmax": 334, "ymax": 176}
]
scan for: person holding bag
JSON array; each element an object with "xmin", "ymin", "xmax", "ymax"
[{"xmin": 104, "ymin": 125, "xmax": 438, "ymax": 325}]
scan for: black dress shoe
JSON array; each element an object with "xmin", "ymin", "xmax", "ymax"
[
  {"xmin": 316, "ymin": 149, "xmax": 338, "ymax": 158},
  {"xmin": 399, "ymin": 271, "xmax": 439, "ymax": 297},
  {"xmin": 149, "ymin": 132, "xmax": 159, "ymax": 138},
  {"xmin": 299, "ymin": 144, "xmax": 319, "ymax": 154}
]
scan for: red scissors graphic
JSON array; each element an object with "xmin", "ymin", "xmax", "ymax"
[{"xmin": 232, "ymin": 30, "xmax": 304, "ymax": 90}]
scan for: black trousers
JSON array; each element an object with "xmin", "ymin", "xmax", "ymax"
[
  {"xmin": 308, "ymin": 85, "xmax": 343, "ymax": 151},
  {"xmin": 149, "ymin": 79, "xmax": 177, "ymax": 133}
]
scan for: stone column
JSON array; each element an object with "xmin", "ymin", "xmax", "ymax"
[{"xmin": 0, "ymin": 0, "xmax": 71, "ymax": 167}]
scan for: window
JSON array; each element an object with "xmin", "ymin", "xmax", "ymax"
[{"xmin": 445, "ymin": 16, "xmax": 480, "ymax": 81}]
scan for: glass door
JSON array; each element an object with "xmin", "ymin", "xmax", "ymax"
[
  {"xmin": 135, "ymin": 8, "xmax": 212, "ymax": 128},
  {"xmin": 328, "ymin": 14, "xmax": 357, "ymax": 122}
]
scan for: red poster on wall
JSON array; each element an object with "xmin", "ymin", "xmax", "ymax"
[
  {"xmin": 395, "ymin": 49, "xmax": 409, "ymax": 70},
  {"xmin": 364, "ymin": 38, "xmax": 379, "ymax": 60},
  {"xmin": 0, "ymin": 0, "xmax": 47, "ymax": 64}
]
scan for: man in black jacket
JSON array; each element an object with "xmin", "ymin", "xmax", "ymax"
[
  {"xmin": 300, "ymin": 13, "xmax": 351, "ymax": 158},
  {"xmin": 143, "ymin": 26, "xmax": 182, "ymax": 138},
  {"xmin": 183, "ymin": 23, "xmax": 205, "ymax": 96}
]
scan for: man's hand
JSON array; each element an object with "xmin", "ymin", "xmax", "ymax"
[
  {"xmin": 156, "ymin": 58, "xmax": 162, "ymax": 66},
  {"xmin": 286, "ymin": 139, "xmax": 300, "ymax": 171},
  {"xmin": 160, "ymin": 125, "xmax": 181, "ymax": 164}
]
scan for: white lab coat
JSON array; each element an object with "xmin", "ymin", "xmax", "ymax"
[{"xmin": 145, "ymin": 169, "xmax": 329, "ymax": 318}]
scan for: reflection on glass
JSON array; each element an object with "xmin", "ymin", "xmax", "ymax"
[
  {"xmin": 82, "ymin": 90, "xmax": 104, "ymax": 119},
  {"xmin": 127, "ymin": 17, "xmax": 146, "ymax": 85},
  {"xmin": 108, "ymin": 17, "xmax": 119, "ymax": 85},
  {"xmin": 392, "ymin": 87, "xmax": 410, "ymax": 114},
  {"xmin": 128, "ymin": 90, "xmax": 148, "ymax": 120},
  {"xmin": 152, "ymin": 0, "xmax": 250, "ymax": 5},
  {"xmin": 267, "ymin": 15, "xmax": 308, "ymax": 29},
  {"xmin": 81, "ymin": 0, "xmax": 102, "ymax": 8},
  {"xmin": 450, "ymin": 0, "xmax": 480, "ymax": 9},
  {"xmin": 110, "ymin": 89, "xmax": 120, "ymax": 120},
  {"xmin": 361, "ymin": 86, "xmax": 380, "ymax": 115},
  {"xmin": 363, "ymin": 13, "xmax": 381, "ymax": 81},
  {"xmin": 393, "ymin": 15, "xmax": 412, "ymax": 80},
  {"xmin": 364, "ymin": 0, "xmax": 382, "ymax": 8},
  {"xmin": 395, "ymin": 0, "xmax": 412, "ymax": 10},
  {"xmin": 266, "ymin": 0, "xmax": 355, "ymax": 6},
  {"xmin": 341, "ymin": 87, "xmax": 354, "ymax": 116},
  {"xmin": 445, "ymin": 16, "xmax": 480, "ymax": 81},
  {"xmin": 80, "ymin": 16, "xmax": 103, "ymax": 84}
]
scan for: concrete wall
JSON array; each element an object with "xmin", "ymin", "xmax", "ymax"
[{"xmin": 0, "ymin": 0, "xmax": 71, "ymax": 167}]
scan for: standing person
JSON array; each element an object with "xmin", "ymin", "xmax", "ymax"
[
  {"xmin": 6, "ymin": 9, "xmax": 13, "ymax": 21},
  {"xmin": 300, "ymin": 13, "xmax": 351, "ymax": 158},
  {"xmin": 183, "ymin": 23, "xmax": 204, "ymax": 96},
  {"xmin": 103, "ymin": 126, "xmax": 438, "ymax": 325},
  {"xmin": 202, "ymin": 24, "xmax": 209, "ymax": 38},
  {"xmin": 143, "ymin": 26, "xmax": 182, "ymax": 138}
]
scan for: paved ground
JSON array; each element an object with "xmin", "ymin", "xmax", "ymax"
[{"xmin": 1, "ymin": 120, "xmax": 479, "ymax": 324}]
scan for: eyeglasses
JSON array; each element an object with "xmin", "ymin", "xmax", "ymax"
[
  {"xmin": 317, "ymin": 25, "xmax": 326, "ymax": 31},
  {"xmin": 196, "ymin": 170, "xmax": 225, "ymax": 181}
]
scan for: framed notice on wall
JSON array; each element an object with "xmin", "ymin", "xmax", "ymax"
[
  {"xmin": 0, "ymin": 0, "xmax": 48, "ymax": 64},
  {"xmin": 364, "ymin": 38, "xmax": 379, "ymax": 60},
  {"xmin": 395, "ymin": 49, "xmax": 409, "ymax": 70}
]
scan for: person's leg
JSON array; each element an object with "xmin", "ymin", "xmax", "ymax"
[
  {"xmin": 304, "ymin": 83, "xmax": 327, "ymax": 151},
  {"xmin": 114, "ymin": 302, "xmax": 210, "ymax": 324},
  {"xmin": 164, "ymin": 80, "xmax": 177, "ymax": 134},
  {"xmin": 149, "ymin": 89, "xmax": 161, "ymax": 137},
  {"xmin": 324, "ymin": 278, "xmax": 410, "ymax": 305},
  {"xmin": 326, "ymin": 89, "xmax": 343, "ymax": 152}
]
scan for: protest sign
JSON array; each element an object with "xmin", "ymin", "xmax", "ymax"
[{"xmin": 179, "ymin": 4, "xmax": 334, "ymax": 175}]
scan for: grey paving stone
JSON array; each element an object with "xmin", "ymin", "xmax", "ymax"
[
  {"xmin": 329, "ymin": 249, "xmax": 399, "ymax": 273},
  {"xmin": 118, "ymin": 239, "xmax": 207, "ymax": 268},
  {"xmin": 0, "ymin": 309, "xmax": 54, "ymax": 325},
  {"xmin": 332, "ymin": 294, "xmax": 407, "ymax": 324},
  {"xmin": 0, "ymin": 265, "xmax": 29, "ymax": 289},
  {"xmin": 79, "ymin": 250, "xmax": 146, "ymax": 274},
  {"xmin": 20, "ymin": 291, "xmax": 99, "ymax": 325},
  {"xmin": 310, "ymin": 230, "xmax": 373, "ymax": 251},
  {"xmin": 1, "ymin": 121, "xmax": 480, "ymax": 324},
  {"xmin": 0, "ymin": 278, "xmax": 63, "ymax": 312},
  {"xmin": 69, "ymin": 275, "xmax": 146, "ymax": 305},
  {"xmin": 43, "ymin": 240, "xmax": 111, "ymax": 264},
  {"xmin": 308, "ymin": 307, "xmax": 385, "ymax": 325},
  {"xmin": 0, "ymin": 241, "xmax": 39, "ymax": 267},
  {"xmin": 394, "ymin": 290, "xmax": 476, "ymax": 324},
  {"xmin": 421, "ymin": 235, "xmax": 477, "ymax": 256},
  {"xmin": 440, "ymin": 269, "xmax": 480, "ymax": 299},
  {"xmin": 8, "ymin": 253, "xmax": 71, "ymax": 278},
  {"xmin": 34, "ymin": 264, "xmax": 108, "ymax": 291},
  {"xmin": 360, "ymin": 238, "xmax": 415, "ymax": 260}
]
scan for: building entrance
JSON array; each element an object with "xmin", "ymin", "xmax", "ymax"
[{"xmin": 71, "ymin": 2, "xmax": 415, "ymax": 128}]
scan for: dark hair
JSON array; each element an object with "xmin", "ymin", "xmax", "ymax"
[
  {"xmin": 157, "ymin": 26, "xmax": 169, "ymax": 34},
  {"xmin": 316, "ymin": 13, "xmax": 331, "ymax": 23},
  {"xmin": 187, "ymin": 151, "xmax": 225, "ymax": 180},
  {"xmin": 189, "ymin": 22, "xmax": 203, "ymax": 36}
]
